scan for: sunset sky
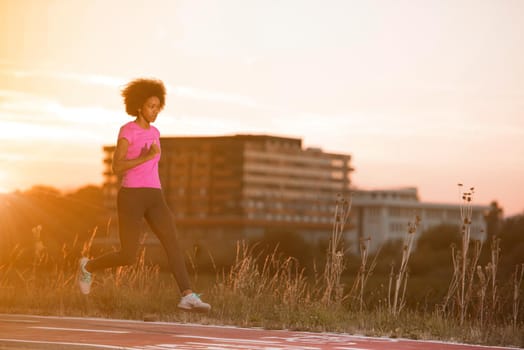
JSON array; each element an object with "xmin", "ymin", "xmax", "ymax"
[{"xmin": 1, "ymin": 0, "xmax": 523, "ymax": 216}]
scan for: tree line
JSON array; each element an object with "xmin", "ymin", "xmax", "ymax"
[{"xmin": 1, "ymin": 185, "xmax": 522, "ymax": 284}]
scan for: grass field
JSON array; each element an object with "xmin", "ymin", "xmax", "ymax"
[
  {"xmin": 0, "ymin": 192, "xmax": 522, "ymax": 348},
  {"xmin": 0, "ymin": 237, "xmax": 522, "ymax": 348}
]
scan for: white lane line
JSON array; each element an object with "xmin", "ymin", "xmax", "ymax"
[
  {"xmin": 132, "ymin": 346, "xmax": 179, "ymax": 350},
  {"xmin": 181, "ymin": 338, "xmax": 320, "ymax": 350},
  {"xmin": 30, "ymin": 326, "xmax": 130, "ymax": 333},
  {"xmin": 175, "ymin": 335, "xmax": 280, "ymax": 344},
  {"xmin": 0, "ymin": 338, "xmax": 134, "ymax": 349},
  {"xmin": 184, "ymin": 342, "xmax": 312, "ymax": 350},
  {"xmin": 0, "ymin": 318, "xmax": 40, "ymax": 323}
]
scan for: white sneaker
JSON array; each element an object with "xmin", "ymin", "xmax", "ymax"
[
  {"xmin": 177, "ymin": 293, "xmax": 211, "ymax": 312},
  {"xmin": 78, "ymin": 257, "xmax": 92, "ymax": 295}
]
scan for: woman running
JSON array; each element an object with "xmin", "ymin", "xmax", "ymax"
[{"xmin": 78, "ymin": 78, "xmax": 210, "ymax": 312}]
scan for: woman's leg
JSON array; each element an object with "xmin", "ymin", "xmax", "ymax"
[
  {"xmin": 144, "ymin": 190, "xmax": 192, "ymax": 293},
  {"xmin": 86, "ymin": 188, "xmax": 144, "ymax": 272}
]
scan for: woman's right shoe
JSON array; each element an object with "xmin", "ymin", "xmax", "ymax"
[{"xmin": 177, "ymin": 293, "xmax": 211, "ymax": 312}]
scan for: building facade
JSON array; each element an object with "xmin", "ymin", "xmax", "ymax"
[{"xmin": 348, "ymin": 188, "xmax": 489, "ymax": 252}]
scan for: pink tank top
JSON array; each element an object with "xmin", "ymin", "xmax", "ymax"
[{"xmin": 117, "ymin": 121, "xmax": 161, "ymax": 189}]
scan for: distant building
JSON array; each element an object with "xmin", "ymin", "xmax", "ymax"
[
  {"xmin": 349, "ymin": 187, "xmax": 489, "ymax": 252},
  {"xmin": 102, "ymin": 134, "xmax": 353, "ymax": 263}
]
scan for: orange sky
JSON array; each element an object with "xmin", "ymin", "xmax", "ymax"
[{"xmin": 1, "ymin": 0, "xmax": 523, "ymax": 216}]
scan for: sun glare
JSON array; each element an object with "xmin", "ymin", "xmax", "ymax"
[{"xmin": 0, "ymin": 170, "xmax": 10, "ymax": 193}]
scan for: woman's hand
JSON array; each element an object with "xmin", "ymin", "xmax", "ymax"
[{"xmin": 147, "ymin": 140, "xmax": 161, "ymax": 159}]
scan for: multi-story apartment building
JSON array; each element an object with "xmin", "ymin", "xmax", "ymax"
[
  {"xmin": 102, "ymin": 134, "xmax": 353, "ymax": 263},
  {"xmin": 348, "ymin": 187, "xmax": 489, "ymax": 252}
]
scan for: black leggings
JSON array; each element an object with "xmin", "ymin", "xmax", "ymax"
[{"xmin": 87, "ymin": 187, "xmax": 191, "ymax": 293}]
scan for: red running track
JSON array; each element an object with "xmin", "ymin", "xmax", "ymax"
[{"xmin": 0, "ymin": 313, "xmax": 518, "ymax": 350}]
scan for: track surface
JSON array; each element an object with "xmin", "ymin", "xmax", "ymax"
[{"xmin": 0, "ymin": 314, "xmax": 518, "ymax": 350}]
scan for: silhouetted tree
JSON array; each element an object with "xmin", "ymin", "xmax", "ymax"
[
  {"xmin": 497, "ymin": 214, "xmax": 524, "ymax": 278},
  {"xmin": 67, "ymin": 185, "xmax": 104, "ymax": 207},
  {"xmin": 410, "ymin": 224, "xmax": 460, "ymax": 278},
  {"xmin": 252, "ymin": 230, "xmax": 314, "ymax": 272},
  {"xmin": 484, "ymin": 200, "xmax": 503, "ymax": 243},
  {"xmin": 0, "ymin": 185, "xmax": 109, "ymax": 267},
  {"xmin": 371, "ymin": 239, "xmax": 403, "ymax": 274}
]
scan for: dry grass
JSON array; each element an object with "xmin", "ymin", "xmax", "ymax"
[
  {"xmin": 513, "ymin": 263, "xmax": 524, "ymax": 330},
  {"xmin": 387, "ymin": 215, "xmax": 420, "ymax": 316},
  {"xmin": 349, "ymin": 236, "xmax": 377, "ymax": 312},
  {"xmin": 320, "ymin": 193, "xmax": 351, "ymax": 306},
  {"xmin": 0, "ymin": 191, "xmax": 523, "ymax": 348}
]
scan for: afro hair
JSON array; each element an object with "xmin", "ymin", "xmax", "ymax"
[{"xmin": 121, "ymin": 78, "xmax": 166, "ymax": 117}]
